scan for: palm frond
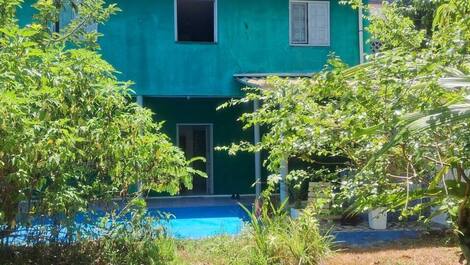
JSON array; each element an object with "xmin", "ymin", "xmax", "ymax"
[{"xmin": 364, "ymin": 72, "xmax": 470, "ymax": 169}]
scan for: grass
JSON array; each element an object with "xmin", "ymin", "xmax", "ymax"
[
  {"xmin": 175, "ymin": 234, "xmax": 256, "ymax": 265},
  {"xmin": 0, "ymin": 232, "xmax": 460, "ymax": 265},
  {"xmin": 175, "ymin": 234, "xmax": 461, "ymax": 265}
]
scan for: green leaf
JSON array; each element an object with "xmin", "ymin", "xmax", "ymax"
[{"xmin": 429, "ymin": 165, "xmax": 450, "ymax": 190}]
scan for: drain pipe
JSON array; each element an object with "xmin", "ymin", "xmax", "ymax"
[{"xmin": 358, "ymin": 5, "xmax": 365, "ymax": 64}]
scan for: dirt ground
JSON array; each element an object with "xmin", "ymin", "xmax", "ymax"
[
  {"xmin": 176, "ymin": 233, "xmax": 462, "ymax": 265},
  {"xmin": 323, "ymin": 237, "xmax": 461, "ymax": 265}
]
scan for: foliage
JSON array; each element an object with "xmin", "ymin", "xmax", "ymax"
[
  {"xmin": 0, "ymin": 199, "xmax": 179, "ymax": 265},
  {"xmin": 222, "ymin": 0, "xmax": 469, "ymax": 261},
  {"xmin": 177, "ymin": 200, "xmax": 331, "ymax": 265},
  {"xmin": 95, "ymin": 199, "xmax": 177, "ymax": 265},
  {"xmin": 394, "ymin": 0, "xmax": 442, "ymax": 35},
  {"xmin": 0, "ymin": 0, "xmax": 199, "ymax": 243},
  {"xmin": 240, "ymin": 199, "xmax": 332, "ymax": 265}
]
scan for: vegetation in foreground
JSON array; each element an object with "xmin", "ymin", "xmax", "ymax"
[
  {"xmin": 2, "ymin": 227, "xmax": 457, "ymax": 265},
  {"xmin": 0, "ymin": 0, "xmax": 468, "ymax": 264},
  {"xmin": 220, "ymin": 0, "xmax": 469, "ymax": 261},
  {"xmin": 0, "ymin": 200, "xmax": 331, "ymax": 265},
  {"xmin": 0, "ymin": 0, "xmax": 200, "ymax": 243},
  {"xmin": 179, "ymin": 234, "xmax": 459, "ymax": 265}
]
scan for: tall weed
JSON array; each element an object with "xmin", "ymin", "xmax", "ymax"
[{"xmin": 240, "ymin": 199, "xmax": 332, "ymax": 265}]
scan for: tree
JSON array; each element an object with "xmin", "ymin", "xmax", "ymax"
[
  {"xmin": 222, "ymin": 0, "xmax": 470, "ymax": 260},
  {"xmin": 394, "ymin": 0, "xmax": 442, "ymax": 36},
  {"xmin": 0, "ymin": 0, "xmax": 198, "ymax": 239}
]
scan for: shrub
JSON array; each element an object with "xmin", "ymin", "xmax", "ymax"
[
  {"xmin": 96, "ymin": 199, "xmax": 177, "ymax": 265},
  {"xmin": 242, "ymin": 200, "xmax": 332, "ymax": 265},
  {"xmin": 0, "ymin": 199, "xmax": 178, "ymax": 265}
]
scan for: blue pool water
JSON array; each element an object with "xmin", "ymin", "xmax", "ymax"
[
  {"xmin": 150, "ymin": 205, "xmax": 250, "ymax": 239},
  {"xmin": 6, "ymin": 204, "xmax": 423, "ymax": 246},
  {"xmin": 5, "ymin": 204, "xmax": 251, "ymax": 244}
]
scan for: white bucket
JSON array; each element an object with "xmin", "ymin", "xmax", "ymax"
[
  {"xmin": 368, "ymin": 207, "xmax": 387, "ymax": 230},
  {"xmin": 431, "ymin": 207, "xmax": 449, "ymax": 227}
]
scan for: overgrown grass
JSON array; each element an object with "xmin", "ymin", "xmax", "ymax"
[
  {"xmin": 0, "ymin": 200, "xmax": 332, "ymax": 265},
  {"xmin": 176, "ymin": 201, "xmax": 332, "ymax": 265}
]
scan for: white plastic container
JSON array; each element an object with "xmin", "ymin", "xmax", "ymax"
[
  {"xmin": 368, "ymin": 207, "xmax": 387, "ymax": 230},
  {"xmin": 431, "ymin": 207, "xmax": 449, "ymax": 227}
]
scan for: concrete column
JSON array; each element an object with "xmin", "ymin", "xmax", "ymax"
[
  {"xmin": 136, "ymin": 95, "xmax": 144, "ymax": 107},
  {"xmin": 254, "ymin": 100, "xmax": 262, "ymax": 198},
  {"xmin": 136, "ymin": 95, "xmax": 144, "ymax": 193},
  {"xmin": 279, "ymin": 157, "xmax": 288, "ymax": 203}
]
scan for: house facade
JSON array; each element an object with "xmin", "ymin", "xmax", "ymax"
[{"xmin": 19, "ymin": 0, "xmax": 365, "ymax": 196}]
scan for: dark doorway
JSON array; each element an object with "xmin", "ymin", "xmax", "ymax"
[{"xmin": 177, "ymin": 124, "xmax": 213, "ymax": 195}]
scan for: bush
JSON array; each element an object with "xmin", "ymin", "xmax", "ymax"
[
  {"xmin": 0, "ymin": 200, "xmax": 178, "ymax": 265},
  {"xmin": 176, "ymin": 200, "xmax": 331, "ymax": 265},
  {"xmin": 243, "ymin": 201, "xmax": 332, "ymax": 265},
  {"xmin": 0, "ymin": 237, "xmax": 177, "ymax": 265},
  {"xmin": 96, "ymin": 200, "xmax": 177, "ymax": 265}
]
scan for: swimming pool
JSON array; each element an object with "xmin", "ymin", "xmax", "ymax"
[
  {"xmin": 4, "ymin": 202, "xmax": 251, "ymax": 245},
  {"xmin": 151, "ymin": 205, "xmax": 251, "ymax": 239},
  {"xmin": 5, "ymin": 201, "xmax": 424, "ymax": 247}
]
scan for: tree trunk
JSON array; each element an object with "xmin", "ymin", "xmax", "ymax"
[
  {"xmin": 458, "ymin": 206, "xmax": 470, "ymax": 264},
  {"xmin": 458, "ymin": 174, "xmax": 470, "ymax": 264}
]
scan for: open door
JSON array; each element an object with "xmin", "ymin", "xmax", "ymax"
[{"xmin": 177, "ymin": 124, "xmax": 213, "ymax": 195}]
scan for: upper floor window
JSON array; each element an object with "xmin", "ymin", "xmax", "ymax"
[
  {"xmin": 290, "ymin": 1, "xmax": 330, "ymax": 46},
  {"xmin": 176, "ymin": 0, "xmax": 217, "ymax": 43}
]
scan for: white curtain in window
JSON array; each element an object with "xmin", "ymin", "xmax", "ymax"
[{"xmin": 291, "ymin": 2, "xmax": 308, "ymax": 44}]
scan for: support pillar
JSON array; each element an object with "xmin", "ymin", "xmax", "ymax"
[
  {"xmin": 279, "ymin": 157, "xmax": 288, "ymax": 203},
  {"xmin": 254, "ymin": 100, "xmax": 262, "ymax": 199},
  {"xmin": 136, "ymin": 95, "xmax": 144, "ymax": 193}
]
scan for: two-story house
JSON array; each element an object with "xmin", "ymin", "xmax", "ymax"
[{"xmin": 19, "ymin": 0, "xmax": 366, "ymax": 197}]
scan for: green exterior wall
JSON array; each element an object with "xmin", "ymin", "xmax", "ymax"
[
  {"xmin": 144, "ymin": 98, "xmax": 255, "ymax": 195},
  {"xmin": 99, "ymin": 0, "xmax": 361, "ymax": 97},
  {"xmin": 17, "ymin": 1, "xmax": 35, "ymax": 27},
  {"xmin": 18, "ymin": 1, "xmax": 363, "ymax": 97},
  {"xmin": 16, "ymin": 1, "xmax": 366, "ymax": 195}
]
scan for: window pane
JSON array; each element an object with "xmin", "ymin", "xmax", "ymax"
[
  {"xmin": 177, "ymin": 0, "xmax": 215, "ymax": 42},
  {"xmin": 291, "ymin": 2, "xmax": 308, "ymax": 44},
  {"xmin": 308, "ymin": 2, "xmax": 330, "ymax": 46}
]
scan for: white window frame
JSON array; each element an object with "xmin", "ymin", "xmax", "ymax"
[
  {"xmin": 289, "ymin": 0, "xmax": 330, "ymax": 47},
  {"xmin": 174, "ymin": 0, "xmax": 218, "ymax": 43}
]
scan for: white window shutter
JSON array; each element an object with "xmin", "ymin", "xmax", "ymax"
[
  {"xmin": 290, "ymin": 2, "xmax": 308, "ymax": 44},
  {"xmin": 308, "ymin": 1, "xmax": 330, "ymax": 46}
]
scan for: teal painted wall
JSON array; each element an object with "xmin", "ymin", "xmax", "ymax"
[
  {"xmin": 15, "ymin": 1, "xmax": 364, "ymax": 195},
  {"xmin": 144, "ymin": 98, "xmax": 256, "ymax": 195},
  {"xmin": 99, "ymin": 0, "xmax": 360, "ymax": 97},
  {"xmin": 17, "ymin": 1, "xmax": 35, "ymax": 27},
  {"xmin": 17, "ymin": 1, "xmax": 361, "ymax": 97}
]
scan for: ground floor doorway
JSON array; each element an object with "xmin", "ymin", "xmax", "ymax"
[{"xmin": 177, "ymin": 124, "xmax": 213, "ymax": 195}]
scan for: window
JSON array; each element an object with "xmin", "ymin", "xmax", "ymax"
[
  {"xmin": 176, "ymin": 0, "xmax": 216, "ymax": 43},
  {"xmin": 290, "ymin": 1, "xmax": 330, "ymax": 46}
]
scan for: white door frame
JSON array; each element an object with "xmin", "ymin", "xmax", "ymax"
[{"xmin": 176, "ymin": 123, "xmax": 214, "ymax": 195}]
